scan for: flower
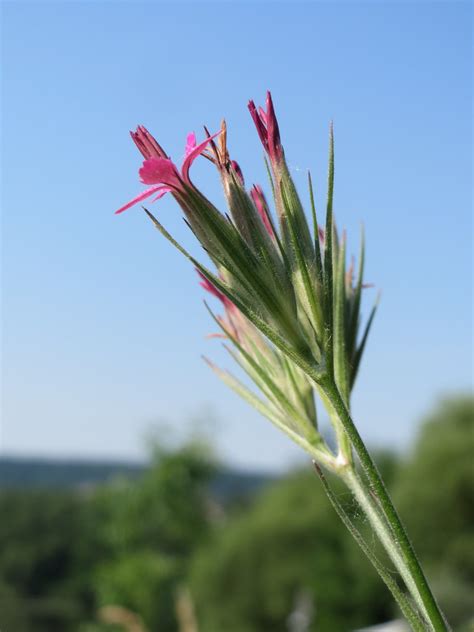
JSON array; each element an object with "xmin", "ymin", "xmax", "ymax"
[
  {"xmin": 116, "ymin": 128, "xmax": 219, "ymax": 214},
  {"xmin": 248, "ymin": 91, "xmax": 283, "ymax": 166}
]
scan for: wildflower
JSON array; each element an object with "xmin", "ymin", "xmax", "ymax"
[{"xmin": 116, "ymin": 129, "xmax": 219, "ymax": 214}]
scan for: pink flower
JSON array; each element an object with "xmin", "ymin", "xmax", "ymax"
[
  {"xmin": 250, "ymin": 185, "xmax": 275, "ymax": 237},
  {"xmin": 248, "ymin": 91, "xmax": 283, "ymax": 165},
  {"xmin": 116, "ymin": 128, "xmax": 219, "ymax": 214}
]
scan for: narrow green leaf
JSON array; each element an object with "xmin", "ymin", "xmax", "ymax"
[
  {"xmin": 351, "ymin": 293, "xmax": 380, "ymax": 389},
  {"xmin": 333, "ymin": 234, "xmax": 349, "ymax": 404},
  {"xmin": 208, "ymin": 350, "xmax": 331, "ymax": 461},
  {"xmin": 225, "ymin": 342, "xmax": 316, "ymax": 438},
  {"xmin": 263, "ymin": 155, "xmax": 275, "ymax": 198},
  {"xmin": 206, "ymin": 304, "xmax": 318, "ymax": 438},
  {"xmin": 197, "ymin": 261, "xmax": 320, "ymax": 379},
  {"xmin": 323, "ymin": 123, "xmax": 335, "ymax": 373},
  {"xmin": 280, "ymin": 167, "xmax": 315, "ymax": 264},
  {"xmin": 348, "ymin": 225, "xmax": 365, "ymax": 364},
  {"xmin": 184, "ymin": 189, "xmax": 262, "ymax": 282},
  {"xmin": 203, "ymin": 356, "xmax": 283, "ymax": 425},
  {"xmin": 145, "ymin": 206, "xmax": 294, "ymax": 338},
  {"xmin": 226, "ymin": 180, "xmax": 286, "ymax": 291},
  {"xmin": 308, "ymin": 171, "xmax": 324, "ymax": 291},
  {"xmin": 280, "ymin": 183, "xmax": 324, "ymax": 342},
  {"xmin": 143, "ymin": 208, "xmax": 326, "ymax": 383},
  {"xmin": 281, "ymin": 354, "xmax": 318, "ymax": 429}
]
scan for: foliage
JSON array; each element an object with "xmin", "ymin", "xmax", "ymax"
[
  {"xmin": 90, "ymin": 441, "xmax": 215, "ymax": 631},
  {"xmin": 0, "ymin": 489, "xmax": 99, "ymax": 631},
  {"xmin": 394, "ymin": 395, "xmax": 474, "ymax": 628},
  {"xmin": 0, "ymin": 441, "xmax": 214, "ymax": 632}
]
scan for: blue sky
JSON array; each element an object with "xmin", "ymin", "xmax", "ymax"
[{"xmin": 2, "ymin": 1, "xmax": 472, "ymax": 471}]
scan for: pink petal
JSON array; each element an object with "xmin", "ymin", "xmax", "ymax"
[
  {"xmin": 184, "ymin": 132, "xmax": 197, "ymax": 158},
  {"xmin": 115, "ymin": 185, "xmax": 164, "ymax": 214},
  {"xmin": 181, "ymin": 130, "xmax": 221, "ymax": 184},
  {"xmin": 131, "ymin": 126, "xmax": 167, "ymax": 160},
  {"xmin": 258, "ymin": 106, "xmax": 268, "ymax": 125},
  {"xmin": 265, "ymin": 91, "xmax": 283, "ymax": 163},
  {"xmin": 139, "ymin": 157, "xmax": 182, "ymax": 188},
  {"xmin": 248, "ymin": 100, "xmax": 269, "ymax": 152},
  {"xmin": 152, "ymin": 187, "xmax": 171, "ymax": 202}
]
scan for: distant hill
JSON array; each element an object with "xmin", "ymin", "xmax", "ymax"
[
  {"xmin": 0, "ymin": 456, "xmax": 144, "ymax": 488},
  {"xmin": 0, "ymin": 456, "xmax": 273, "ymax": 503}
]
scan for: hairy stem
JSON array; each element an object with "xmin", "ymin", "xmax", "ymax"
[
  {"xmin": 319, "ymin": 376, "xmax": 449, "ymax": 631},
  {"xmin": 342, "ymin": 468, "xmax": 429, "ymax": 628},
  {"xmin": 314, "ymin": 463, "xmax": 425, "ymax": 632}
]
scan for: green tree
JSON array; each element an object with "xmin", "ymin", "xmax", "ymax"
[
  {"xmin": 0, "ymin": 490, "xmax": 99, "ymax": 631},
  {"xmin": 90, "ymin": 441, "xmax": 215, "ymax": 631},
  {"xmin": 394, "ymin": 395, "xmax": 474, "ymax": 629}
]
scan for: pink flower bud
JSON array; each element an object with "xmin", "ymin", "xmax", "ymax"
[
  {"xmin": 248, "ymin": 91, "xmax": 283, "ymax": 166},
  {"xmin": 230, "ymin": 160, "xmax": 245, "ymax": 186}
]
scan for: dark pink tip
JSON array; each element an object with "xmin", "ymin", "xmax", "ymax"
[
  {"xmin": 248, "ymin": 99, "xmax": 269, "ymax": 152},
  {"xmin": 230, "ymin": 160, "xmax": 245, "ymax": 186}
]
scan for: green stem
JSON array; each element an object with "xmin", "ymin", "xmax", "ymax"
[
  {"xmin": 314, "ymin": 463, "xmax": 425, "ymax": 632},
  {"xmin": 343, "ymin": 468, "xmax": 429, "ymax": 628},
  {"xmin": 320, "ymin": 376, "xmax": 449, "ymax": 632}
]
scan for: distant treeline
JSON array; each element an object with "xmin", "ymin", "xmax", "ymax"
[
  {"xmin": 0, "ymin": 456, "xmax": 272, "ymax": 504},
  {"xmin": 0, "ymin": 457, "xmax": 144, "ymax": 488}
]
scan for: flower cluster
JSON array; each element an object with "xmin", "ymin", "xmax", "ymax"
[{"xmin": 117, "ymin": 92, "xmax": 377, "ymax": 469}]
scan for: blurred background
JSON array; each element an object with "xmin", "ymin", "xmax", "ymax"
[{"xmin": 1, "ymin": 1, "xmax": 472, "ymax": 631}]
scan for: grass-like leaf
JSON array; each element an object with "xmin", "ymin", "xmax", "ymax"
[
  {"xmin": 350, "ymin": 293, "xmax": 380, "ymax": 389},
  {"xmin": 323, "ymin": 123, "xmax": 335, "ymax": 372},
  {"xmin": 333, "ymin": 234, "xmax": 349, "ymax": 404},
  {"xmin": 280, "ymin": 183, "xmax": 324, "ymax": 343}
]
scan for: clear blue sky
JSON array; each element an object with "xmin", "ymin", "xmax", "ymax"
[{"xmin": 2, "ymin": 1, "xmax": 472, "ymax": 471}]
